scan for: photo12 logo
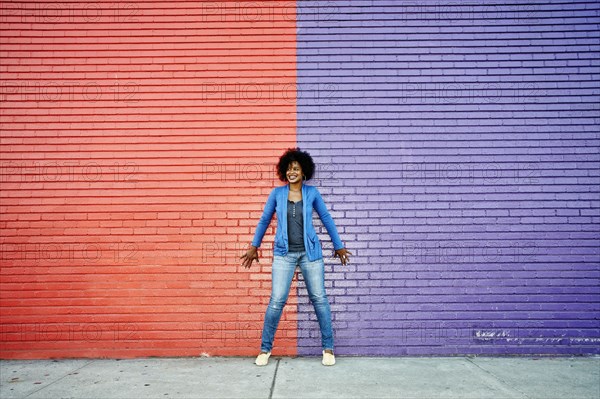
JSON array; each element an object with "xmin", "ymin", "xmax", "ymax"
[
  {"xmin": 198, "ymin": 2, "xmax": 295, "ymax": 23},
  {"xmin": 0, "ymin": 161, "xmax": 139, "ymax": 183},
  {"xmin": 0, "ymin": 81, "xmax": 139, "ymax": 103},
  {"xmin": 0, "ymin": 242, "xmax": 139, "ymax": 265},
  {"xmin": 2, "ymin": 323, "xmax": 139, "ymax": 342},
  {"xmin": 0, "ymin": 2, "xmax": 140, "ymax": 23}
]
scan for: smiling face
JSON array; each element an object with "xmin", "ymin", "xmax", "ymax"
[{"xmin": 286, "ymin": 160, "xmax": 303, "ymax": 183}]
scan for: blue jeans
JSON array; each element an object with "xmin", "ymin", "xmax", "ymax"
[{"xmin": 260, "ymin": 251, "xmax": 334, "ymax": 352}]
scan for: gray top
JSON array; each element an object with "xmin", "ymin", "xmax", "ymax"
[{"xmin": 287, "ymin": 199, "xmax": 305, "ymax": 252}]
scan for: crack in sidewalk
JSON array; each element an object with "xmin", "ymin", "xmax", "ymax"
[
  {"xmin": 464, "ymin": 357, "xmax": 532, "ymax": 399},
  {"xmin": 268, "ymin": 358, "xmax": 281, "ymax": 399},
  {"xmin": 23, "ymin": 360, "xmax": 96, "ymax": 399}
]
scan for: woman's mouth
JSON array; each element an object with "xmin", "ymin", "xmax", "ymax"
[{"xmin": 289, "ymin": 175, "xmax": 297, "ymax": 179}]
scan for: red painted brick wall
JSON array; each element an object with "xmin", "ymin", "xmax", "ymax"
[{"xmin": 0, "ymin": 1, "xmax": 297, "ymax": 359}]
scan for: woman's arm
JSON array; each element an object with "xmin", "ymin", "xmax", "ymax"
[
  {"xmin": 251, "ymin": 188, "xmax": 277, "ymax": 248},
  {"xmin": 313, "ymin": 188, "xmax": 352, "ymax": 265},
  {"xmin": 313, "ymin": 188, "xmax": 344, "ymax": 251},
  {"xmin": 241, "ymin": 188, "xmax": 277, "ymax": 269}
]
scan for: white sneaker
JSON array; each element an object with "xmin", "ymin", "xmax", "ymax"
[
  {"xmin": 322, "ymin": 350, "xmax": 335, "ymax": 366},
  {"xmin": 255, "ymin": 351, "xmax": 271, "ymax": 366}
]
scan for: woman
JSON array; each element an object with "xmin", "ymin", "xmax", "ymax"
[{"xmin": 240, "ymin": 148, "xmax": 351, "ymax": 367}]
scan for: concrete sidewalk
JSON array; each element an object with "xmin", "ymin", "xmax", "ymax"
[{"xmin": 1, "ymin": 355, "xmax": 598, "ymax": 399}]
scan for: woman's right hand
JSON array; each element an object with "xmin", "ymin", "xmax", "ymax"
[{"xmin": 240, "ymin": 245, "xmax": 260, "ymax": 269}]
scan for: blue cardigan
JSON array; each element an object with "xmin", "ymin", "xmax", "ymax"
[{"xmin": 251, "ymin": 182, "xmax": 344, "ymax": 261}]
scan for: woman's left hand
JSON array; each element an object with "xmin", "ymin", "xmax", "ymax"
[{"xmin": 334, "ymin": 248, "xmax": 352, "ymax": 266}]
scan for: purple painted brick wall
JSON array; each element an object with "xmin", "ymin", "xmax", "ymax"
[{"xmin": 296, "ymin": 1, "xmax": 600, "ymax": 356}]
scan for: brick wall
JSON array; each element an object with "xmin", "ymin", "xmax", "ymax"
[
  {"xmin": 0, "ymin": 1, "xmax": 297, "ymax": 359},
  {"xmin": 1, "ymin": 1, "xmax": 598, "ymax": 360},
  {"xmin": 296, "ymin": 1, "xmax": 600, "ymax": 355}
]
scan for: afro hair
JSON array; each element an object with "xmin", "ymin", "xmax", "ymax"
[{"xmin": 276, "ymin": 147, "xmax": 315, "ymax": 182}]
